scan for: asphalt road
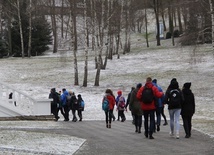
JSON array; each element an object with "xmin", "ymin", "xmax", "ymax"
[{"xmin": 48, "ymin": 120, "xmax": 214, "ymax": 155}]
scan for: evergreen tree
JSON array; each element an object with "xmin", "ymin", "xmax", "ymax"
[{"xmin": 0, "ymin": 14, "xmax": 52, "ymax": 57}]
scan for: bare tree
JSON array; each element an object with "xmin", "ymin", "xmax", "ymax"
[
  {"xmin": 153, "ymin": 0, "xmax": 161, "ymax": 46},
  {"xmin": 16, "ymin": 0, "xmax": 25, "ymax": 58},
  {"xmin": 27, "ymin": 0, "xmax": 32, "ymax": 57},
  {"xmin": 209, "ymin": 0, "xmax": 214, "ymax": 47},
  {"xmin": 83, "ymin": 0, "xmax": 88, "ymax": 87},
  {"xmin": 145, "ymin": 0, "xmax": 149, "ymax": 47}
]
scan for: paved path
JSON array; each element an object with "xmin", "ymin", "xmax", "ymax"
[
  {"xmin": 30, "ymin": 120, "xmax": 213, "ymax": 155},
  {"xmin": 1, "ymin": 120, "xmax": 213, "ymax": 155}
]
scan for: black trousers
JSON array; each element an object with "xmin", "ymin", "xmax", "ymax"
[
  {"xmin": 105, "ymin": 110, "xmax": 113, "ymax": 124},
  {"xmin": 134, "ymin": 115, "xmax": 142, "ymax": 129},
  {"xmin": 78, "ymin": 110, "xmax": 82, "ymax": 119},
  {"xmin": 118, "ymin": 110, "xmax": 125, "ymax": 120},
  {"xmin": 182, "ymin": 115, "xmax": 193, "ymax": 136},
  {"xmin": 63, "ymin": 105, "xmax": 70, "ymax": 120},
  {"xmin": 143, "ymin": 110, "xmax": 155, "ymax": 136}
]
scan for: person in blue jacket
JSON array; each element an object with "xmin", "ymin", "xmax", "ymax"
[
  {"xmin": 60, "ymin": 88, "xmax": 69, "ymax": 121},
  {"xmin": 152, "ymin": 79, "xmax": 168, "ymax": 132}
]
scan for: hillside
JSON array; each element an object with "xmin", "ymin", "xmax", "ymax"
[{"xmin": 0, "ymin": 33, "xmax": 214, "ymax": 137}]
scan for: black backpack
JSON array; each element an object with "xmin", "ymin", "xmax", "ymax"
[
  {"xmin": 142, "ymin": 86, "xmax": 154, "ymax": 104},
  {"xmin": 169, "ymin": 89, "xmax": 181, "ymax": 106}
]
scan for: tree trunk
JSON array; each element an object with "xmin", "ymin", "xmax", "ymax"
[
  {"xmin": 61, "ymin": 0, "xmax": 64, "ymax": 38},
  {"xmin": 17, "ymin": 0, "xmax": 25, "ymax": 58},
  {"xmin": 73, "ymin": 0, "xmax": 78, "ymax": 51},
  {"xmin": 83, "ymin": 0, "xmax": 88, "ymax": 87},
  {"xmin": 90, "ymin": 0, "xmax": 97, "ymax": 69},
  {"xmin": 209, "ymin": 0, "xmax": 214, "ymax": 47},
  {"xmin": 160, "ymin": 0, "xmax": 166, "ymax": 31},
  {"xmin": 28, "ymin": 0, "xmax": 32, "ymax": 57},
  {"xmin": 145, "ymin": 2, "xmax": 149, "ymax": 47},
  {"xmin": 51, "ymin": 0, "xmax": 57, "ymax": 53},
  {"xmin": 177, "ymin": 0, "xmax": 183, "ymax": 34},
  {"xmin": 154, "ymin": 0, "xmax": 161, "ymax": 46},
  {"xmin": 168, "ymin": 0, "xmax": 175, "ymax": 46},
  {"xmin": 118, "ymin": 0, "xmax": 123, "ymax": 59}
]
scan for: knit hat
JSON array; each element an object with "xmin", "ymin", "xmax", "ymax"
[
  {"xmin": 152, "ymin": 79, "xmax": 157, "ymax": 84},
  {"xmin": 117, "ymin": 90, "xmax": 122, "ymax": 95},
  {"xmin": 183, "ymin": 82, "xmax": 191, "ymax": 89},
  {"xmin": 136, "ymin": 83, "xmax": 142, "ymax": 88}
]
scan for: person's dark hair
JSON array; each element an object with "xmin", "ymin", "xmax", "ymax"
[
  {"xmin": 62, "ymin": 88, "xmax": 66, "ymax": 92},
  {"xmin": 105, "ymin": 89, "xmax": 113, "ymax": 96},
  {"xmin": 146, "ymin": 77, "xmax": 152, "ymax": 82}
]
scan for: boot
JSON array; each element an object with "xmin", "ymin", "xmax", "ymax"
[
  {"xmin": 157, "ymin": 125, "xmax": 160, "ymax": 132},
  {"xmin": 138, "ymin": 127, "xmax": 141, "ymax": 133},
  {"xmin": 135, "ymin": 126, "xmax": 138, "ymax": 133}
]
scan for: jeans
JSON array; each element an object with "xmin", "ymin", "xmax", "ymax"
[
  {"xmin": 156, "ymin": 107, "xmax": 161, "ymax": 126},
  {"xmin": 169, "ymin": 109, "xmax": 181, "ymax": 134},
  {"xmin": 143, "ymin": 110, "xmax": 155, "ymax": 136}
]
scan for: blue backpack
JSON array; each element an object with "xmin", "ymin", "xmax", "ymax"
[
  {"xmin": 80, "ymin": 100, "xmax": 85, "ymax": 108},
  {"xmin": 102, "ymin": 97, "xmax": 109, "ymax": 112}
]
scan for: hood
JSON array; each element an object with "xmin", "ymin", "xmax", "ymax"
[
  {"xmin": 170, "ymin": 81, "xmax": 179, "ymax": 89},
  {"xmin": 182, "ymin": 88, "xmax": 192, "ymax": 95},
  {"xmin": 51, "ymin": 88, "xmax": 56, "ymax": 93}
]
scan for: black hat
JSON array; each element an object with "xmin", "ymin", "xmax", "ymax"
[
  {"xmin": 152, "ymin": 79, "xmax": 157, "ymax": 84},
  {"xmin": 136, "ymin": 83, "xmax": 142, "ymax": 88},
  {"xmin": 183, "ymin": 82, "xmax": 191, "ymax": 89}
]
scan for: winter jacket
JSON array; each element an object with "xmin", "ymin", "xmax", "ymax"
[
  {"xmin": 104, "ymin": 93, "xmax": 115, "ymax": 110},
  {"xmin": 77, "ymin": 96, "xmax": 84, "ymax": 111},
  {"xmin": 129, "ymin": 88, "xmax": 143, "ymax": 116},
  {"xmin": 181, "ymin": 88, "xmax": 195, "ymax": 116},
  {"xmin": 70, "ymin": 95, "xmax": 79, "ymax": 110},
  {"xmin": 49, "ymin": 88, "xmax": 59, "ymax": 105},
  {"xmin": 116, "ymin": 95, "xmax": 126, "ymax": 111},
  {"xmin": 164, "ymin": 87, "xmax": 183, "ymax": 110},
  {"xmin": 137, "ymin": 82, "xmax": 163, "ymax": 111},
  {"xmin": 60, "ymin": 90, "xmax": 68, "ymax": 106},
  {"xmin": 152, "ymin": 82, "xmax": 165, "ymax": 108}
]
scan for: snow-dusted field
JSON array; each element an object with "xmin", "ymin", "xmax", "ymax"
[{"xmin": 0, "ymin": 36, "xmax": 213, "ymax": 154}]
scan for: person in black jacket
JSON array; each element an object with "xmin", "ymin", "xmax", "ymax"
[
  {"xmin": 181, "ymin": 82, "xmax": 195, "ymax": 138},
  {"xmin": 77, "ymin": 94, "xmax": 84, "ymax": 121},
  {"xmin": 126, "ymin": 87, "xmax": 135, "ymax": 124},
  {"xmin": 70, "ymin": 92, "xmax": 78, "ymax": 122},
  {"xmin": 49, "ymin": 88, "xmax": 60, "ymax": 121},
  {"xmin": 164, "ymin": 78, "xmax": 184, "ymax": 139}
]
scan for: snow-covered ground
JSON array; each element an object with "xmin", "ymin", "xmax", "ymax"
[{"xmin": 0, "ymin": 36, "xmax": 214, "ymax": 154}]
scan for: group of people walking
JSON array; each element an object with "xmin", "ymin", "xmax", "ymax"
[
  {"xmin": 102, "ymin": 77, "xmax": 195, "ymax": 140},
  {"xmin": 49, "ymin": 88, "xmax": 85, "ymax": 122}
]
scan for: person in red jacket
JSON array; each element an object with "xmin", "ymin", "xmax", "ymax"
[
  {"xmin": 137, "ymin": 77, "xmax": 163, "ymax": 139},
  {"xmin": 103, "ymin": 89, "xmax": 116, "ymax": 128}
]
